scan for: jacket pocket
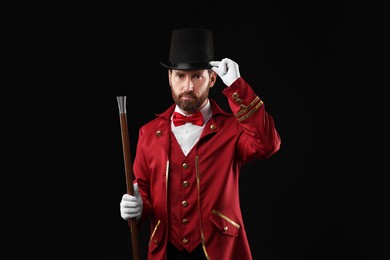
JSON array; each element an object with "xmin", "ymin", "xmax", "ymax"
[
  {"xmin": 209, "ymin": 209, "xmax": 240, "ymax": 237},
  {"xmin": 149, "ymin": 220, "xmax": 165, "ymax": 253}
]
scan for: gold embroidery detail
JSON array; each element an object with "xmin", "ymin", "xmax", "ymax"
[
  {"xmin": 196, "ymin": 156, "xmax": 210, "ymax": 260},
  {"xmin": 166, "ymin": 160, "xmax": 169, "ymax": 200}
]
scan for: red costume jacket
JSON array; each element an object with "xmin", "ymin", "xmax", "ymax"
[{"xmin": 133, "ymin": 77, "xmax": 281, "ymax": 260}]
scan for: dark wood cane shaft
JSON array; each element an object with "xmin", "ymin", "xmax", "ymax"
[{"xmin": 118, "ymin": 109, "xmax": 141, "ymax": 260}]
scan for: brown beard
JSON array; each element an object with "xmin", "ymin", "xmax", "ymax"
[{"xmin": 172, "ymin": 91, "xmax": 208, "ymax": 114}]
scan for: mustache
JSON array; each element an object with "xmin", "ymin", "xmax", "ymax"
[{"xmin": 179, "ymin": 92, "xmax": 197, "ymax": 98}]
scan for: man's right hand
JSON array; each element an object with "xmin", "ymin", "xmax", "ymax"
[{"xmin": 120, "ymin": 183, "xmax": 143, "ymax": 221}]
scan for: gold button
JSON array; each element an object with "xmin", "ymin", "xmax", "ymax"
[
  {"xmin": 183, "ymin": 181, "xmax": 189, "ymax": 188},
  {"xmin": 232, "ymin": 93, "xmax": 239, "ymax": 99},
  {"xmin": 223, "ymin": 226, "xmax": 229, "ymax": 232},
  {"xmin": 210, "ymin": 124, "xmax": 217, "ymax": 130},
  {"xmin": 154, "ymin": 239, "xmax": 159, "ymax": 244},
  {"xmin": 182, "ymin": 218, "xmax": 189, "ymax": 224},
  {"xmin": 181, "ymin": 201, "xmax": 188, "ymax": 207},
  {"xmin": 182, "ymin": 163, "xmax": 189, "ymax": 170},
  {"xmin": 182, "ymin": 238, "xmax": 189, "ymax": 244},
  {"xmin": 239, "ymin": 104, "xmax": 246, "ymax": 110},
  {"xmin": 155, "ymin": 130, "xmax": 162, "ymax": 137},
  {"xmin": 235, "ymin": 98, "xmax": 242, "ymax": 104}
]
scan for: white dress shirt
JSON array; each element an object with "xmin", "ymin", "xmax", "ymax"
[{"xmin": 171, "ymin": 99, "xmax": 212, "ymax": 156}]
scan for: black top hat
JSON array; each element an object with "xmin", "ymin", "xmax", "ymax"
[{"xmin": 160, "ymin": 28, "xmax": 214, "ymax": 70}]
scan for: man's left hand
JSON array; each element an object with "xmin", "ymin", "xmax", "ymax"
[{"xmin": 210, "ymin": 58, "xmax": 241, "ymax": 86}]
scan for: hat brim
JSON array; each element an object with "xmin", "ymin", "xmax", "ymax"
[{"xmin": 160, "ymin": 61, "xmax": 212, "ymax": 70}]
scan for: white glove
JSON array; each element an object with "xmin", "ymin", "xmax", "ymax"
[
  {"xmin": 120, "ymin": 183, "xmax": 143, "ymax": 221},
  {"xmin": 210, "ymin": 58, "xmax": 241, "ymax": 86}
]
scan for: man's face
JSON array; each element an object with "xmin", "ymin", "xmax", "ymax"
[{"xmin": 169, "ymin": 69, "xmax": 216, "ymax": 114}]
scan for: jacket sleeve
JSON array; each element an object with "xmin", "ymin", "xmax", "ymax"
[
  {"xmin": 132, "ymin": 126, "xmax": 153, "ymax": 225},
  {"xmin": 222, "ymin": 77, "xmax": 281, "ymax": 163}
]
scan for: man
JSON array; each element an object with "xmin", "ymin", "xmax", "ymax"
[{"xmin": 120, "ymin": 28, "xmax": 281, "ymax": 260}]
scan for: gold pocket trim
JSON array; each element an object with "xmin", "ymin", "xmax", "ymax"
[
  {"xmin": 211, "ymin": 210, "xmax": 240, "ymax": 229},
  {"xmin": 149, "ymin": 219, "xmax": 161, "ymax": 244}
]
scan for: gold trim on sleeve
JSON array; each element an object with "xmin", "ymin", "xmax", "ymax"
[
  {"xmin": 235, "ymin": 96, "xmax": 260, "ymax": 118},
  {"xmin": 236, "ymin": 99, "xmax": 263, "ymax": 122}
]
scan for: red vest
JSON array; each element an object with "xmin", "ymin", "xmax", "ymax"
[{"xmin": 168, "ymin": 131, "xmax": 201, "ymax": 252}]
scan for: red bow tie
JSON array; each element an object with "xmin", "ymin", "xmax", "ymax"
[{"xmin": 172, "ymin": 111, "xmax": 204, "ymax": 127}]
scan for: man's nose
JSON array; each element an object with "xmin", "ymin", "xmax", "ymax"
[{"xmin": 183, "ymin": 77, "xmax": 194, "ymax": 91}]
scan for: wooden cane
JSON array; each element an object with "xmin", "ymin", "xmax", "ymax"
[{"xmin": 117, "ymin": 96, "xmax": 141, "ymax": 260}]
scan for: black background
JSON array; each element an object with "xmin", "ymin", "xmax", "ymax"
[{"xmin": 9, "ymin": 1, "xmax": 382, "ymax": 259}]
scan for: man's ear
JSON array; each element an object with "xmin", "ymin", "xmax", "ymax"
[
  {"xmin": 168, "ymin": 70, "xmax": 172, "ymax": 86},
  {"xmin": 210, "ymin": 70, "xmax": 217, "ymax": 88}
]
